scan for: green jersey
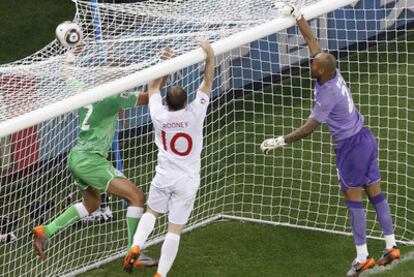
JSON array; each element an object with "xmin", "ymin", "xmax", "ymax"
[{"xmin": 67, "ymin": 78, "xmax": 139, "ymax": 157}]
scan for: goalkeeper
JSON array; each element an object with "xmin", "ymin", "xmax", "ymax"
[
  {"xmin": 33, "ymin": 42, "xmax": 155, "ymax": 267},
  {"xmin": 261, "ymin": 4, "xmax": 400, "ymax": 276}
]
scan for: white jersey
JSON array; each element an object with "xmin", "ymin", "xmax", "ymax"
[{"xmin": 149, "ymin": 90, "xmax": 209, "ymax": 188}]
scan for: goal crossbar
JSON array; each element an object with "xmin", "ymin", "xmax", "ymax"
[{"xmin": 0, "ymin": 0, "xmax": 357, "ymax": 138}]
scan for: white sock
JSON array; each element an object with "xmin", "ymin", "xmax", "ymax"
[
  {"xmin": 126, "ymin": 206, "xmax": 144, "ymax": 218},
  {"xmin": 157, "ymin": 233, "xmax": 180, "ymax": 277},
  {"xmin": 384, "ymin": 234, "xmax": 396, "ymax": 249},
  {"xmin": 74, "ymin": 203, "xmax": 89, "ymax": 218},
  {"xmin": 132, "ymin": 212, "xmax": 156, "ymax": 248},
  {"xmin": 356, "ymin": 244, "xmax": 369, "ymax": 263}
]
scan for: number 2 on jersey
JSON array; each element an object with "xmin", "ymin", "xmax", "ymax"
[
  {"xmin": 81, "ymin": 104, "xmax": 93, "ymax": 131},
  {"xmin": 161, "ymin": 131, "xmax": 193, "ymax": 156}
]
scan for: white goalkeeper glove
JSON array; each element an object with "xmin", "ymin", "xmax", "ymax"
[
  {"xmin": 260, "ymin": 136, "xmax": 287, "ymax": 154},
  {"xmin": 273, "ymin": 2, "xmax": 303, "ymax": 20}
]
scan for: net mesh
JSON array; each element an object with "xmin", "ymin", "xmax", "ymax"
[
  {"xmin": 0, "ymin": 0, "xmax": 317, "ymax": 123},
  {"xmin": 0, "ymin": 0, "xmax": 413, "ymax": 276}
]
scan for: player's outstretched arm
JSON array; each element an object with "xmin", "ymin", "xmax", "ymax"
[
  {"xmin": 283, "ymin": 118, "xmax": 320, "ymax": 143},
  {"xmin": 196, "ymin": 36, "xmax": 215, "ymax": 97},
  {"xmin": 148, "ymin": 76, "xmax": 168, "ymax": 98},
  {"xmin": 136, "ymin": 91, "xmax": 149, "ymax": 106},
  {"xmin": 275, "ymin": 3, "xmax": 321, "ymax": 57},
  {"xmin": 62, "ymin": 41, "xmax": 85, "ymax": 80},
  {"xmin": 148, "ymin": 47, "xmax": 175, "ymax": 98},
  {"xmin": 260, "ymin": 118, "xmax": 320, "ymax": 154},
  {"xmin": 296, "ymin": 17, "xmax": 322, "ymax": 57},
  {"xmin": 65, "ymin": 41, "xmax": 85, "ymax": 66}
]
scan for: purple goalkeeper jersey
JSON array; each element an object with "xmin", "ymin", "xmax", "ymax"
[{"xmin": 309, "ymin": 69, "xmax": 364, "ymax": 141}]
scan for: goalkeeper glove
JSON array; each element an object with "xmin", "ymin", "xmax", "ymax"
[
  {"xmin": 260, "ymin": 136, "xmax": 287, "ymax": 154},
  {"xmin": 273, "ymin": 2, "xmax": 303, "ymax": 20}
]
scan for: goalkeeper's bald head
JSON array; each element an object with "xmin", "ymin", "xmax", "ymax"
[{"xmin": 311, "ymin": 52, "xmax": 337, "ymax": 80}]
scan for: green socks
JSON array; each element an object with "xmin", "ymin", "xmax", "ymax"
[
  {"xmin": 44, "ymin": 202, "xmax": 89, "ymax": 237},
  {"xmin": 43, "ymin": 203, "xmax": 143, "ymax": 248},
  {"xmin": 126, "ymin": 206, "xmax": 144, "ymax": 249},
  {"xmin": 44, "ymin": 205, "xmax": 81, "ymax": 237}
]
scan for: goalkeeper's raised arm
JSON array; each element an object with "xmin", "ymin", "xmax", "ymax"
[
  {"xmin": 274, "ymin": 2, "xmax": 321, "ymax": 56},
  {"xmin": 295, "ymin": 10, "xmax": 321, "ymax": 57}
]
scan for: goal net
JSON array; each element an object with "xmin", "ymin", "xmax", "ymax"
[{"xmin": 0, "ymin": 0, "xmax": 413, "ymax": 276}]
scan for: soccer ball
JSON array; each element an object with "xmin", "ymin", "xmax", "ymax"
[{"xmin": 55, "ymin": 21, "xmax": 83, "ymax": 47}]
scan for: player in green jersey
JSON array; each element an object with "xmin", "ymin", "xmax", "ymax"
[{"xmin": 32, "ymin": 43, "xmax": 159, "ymax": 268}]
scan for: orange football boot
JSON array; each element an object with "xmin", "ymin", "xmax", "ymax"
[
  {"xmin": 33, "ymin": 226, "xmax": 49, "ymax": 261},
  {"xmin": 377, "ymin": 246, "xmax": 400, "ymax": 266},
  {"xmin": 346, "ymin": 256, "xmax": 376, "ymax": 277},
  {"xmin": 123, "ymin": 245, "xmax": 140, "ymax": 273}
]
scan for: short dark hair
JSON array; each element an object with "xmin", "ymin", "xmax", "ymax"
[{"xmin": 166, "ymin": 86, "xmax": 187, "ymax": 111}]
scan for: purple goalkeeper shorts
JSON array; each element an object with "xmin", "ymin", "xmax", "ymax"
[{"xmin": 335, "ymin": 127, "xmax": 381, "ymax": 191}]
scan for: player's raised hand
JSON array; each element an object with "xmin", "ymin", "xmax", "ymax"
[
  {"xmin": 63, "ymin": 40, "xmax": 85, "ymax": 80},
  {"xmin": 65, "ymin": 40, "xmax": 85, "ymax": 64},
  {"xmin": 260, "ymin": 136, "xmax": 287, "ymax": 154},
  {"xmin": 70, "ymin": 40, "xmax": 85, "ymax": 56},
  {"xmin": 160, "ymin": 46, "xmax": 175, "ymax": 60},
  {"xmin": 273, "ymin": 2, "xmax": 303, "ymax": 20},
  {"xmin": 196, "ymin": 36, "xmax": 214, "ymax": 56},
  {"xmin": 196, "ymin": 36, "xmax": 215, "ymax": 95}
]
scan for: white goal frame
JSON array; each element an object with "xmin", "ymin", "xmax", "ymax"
[{"xmin": 0, "ymin": 0, "xmax": 358, "ymax": 138}]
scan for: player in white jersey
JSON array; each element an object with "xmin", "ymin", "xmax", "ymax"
[{"xmin": 124, "ymin": 37, "xmax": 215, "ymax": 277}]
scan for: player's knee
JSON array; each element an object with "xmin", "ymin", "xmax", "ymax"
[
  {"xmin": 167, "ymin": 223, "xmax": 184, "ymax": 235},
  {"xmin": 84, "ymin": 198, "xmax": 101, "ymax": 213},
  {"xmin": 365, "ymin": 181, "xmax": 381, "ymax": 197},
  {"xmin": 147, "ymin": 208, "xmax": 161, "ymax": 218},
  {"xmin": 127, "ymin": 187, "xmax": 145, "ymax": 206},
  {"xmin": 137, "ymin": 189, "xmax": 145, "ymax": 204}
]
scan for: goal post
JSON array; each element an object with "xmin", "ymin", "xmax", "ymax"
[
  {"xmin": 0, "ymin": 0, "xmax": 358, "ymax": 138},
  {"xmin": 0, "ymin": 0, "xmax": 413, "ymax": 276}
]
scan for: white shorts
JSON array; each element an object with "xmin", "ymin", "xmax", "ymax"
[{"xmin": 147, "ymin": 178, "xmax": 199, "ymax": 225}]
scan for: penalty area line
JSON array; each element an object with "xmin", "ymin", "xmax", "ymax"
[{"xmin": 361, "ymin": 250, "xmax": 414, "ymax": 276}]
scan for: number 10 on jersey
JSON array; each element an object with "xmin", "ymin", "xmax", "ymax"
[{"xmin": 161, "ymin": 131, "xmax": 193, "ymax": 156}]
